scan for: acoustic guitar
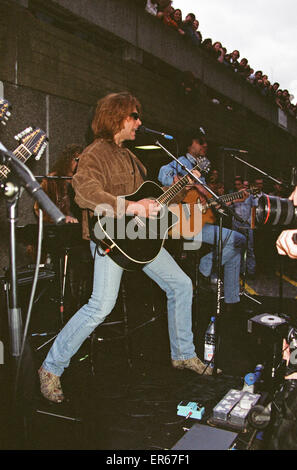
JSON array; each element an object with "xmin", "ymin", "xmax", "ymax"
[
  {"xmin": 170, "ymin": 186, "xmax": 258, "ymax": 238},
  {"xmin": 90, "ymin": 157, "xmax": 211, "ymax": 270}
]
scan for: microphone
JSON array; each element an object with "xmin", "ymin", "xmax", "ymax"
[
  {"xmin": 137, "ymin": 125, "xmax": 174, "ymax": 140},
  {"xmin": 220, "ymin": 147, "xmax": 248, "ymax": 154}
]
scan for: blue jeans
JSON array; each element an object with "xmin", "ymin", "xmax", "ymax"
[
  {"xmin": 232, "ymin": 225, "xmax": 256, "ymax": 275},
  {"xmin": 197, "ymin": 224, "xmax": 246, "ymax": 304},
  {"xmin": 43, "ymin": 242, "xmax": 195, "ymax": 377}
]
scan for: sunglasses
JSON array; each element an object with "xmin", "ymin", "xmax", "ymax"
[{"xmin": 130, "ymin": 112, "xmax": 140, "ymax": 121}]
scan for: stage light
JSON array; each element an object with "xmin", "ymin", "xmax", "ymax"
[{"xmin": 134, "ymin": 145, "xmax": 160, "ymax": 150}]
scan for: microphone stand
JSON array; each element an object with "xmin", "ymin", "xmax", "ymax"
[
  {"xmin": 0, "ymin": 145, "xmax": 65, "ymax": 445},
  {"xmin": 0, "ymin": 147, "xmax": 65, "ymax": 356},
  {"xmin": 227, "ymin": 153, "xmax": 291, "ymax": 190},
  {"xmin": 156, "ymin": 140, "xmax": 247, "ymax": 376},
  {"xmin": 239, "ymin": 227, "xmax": 262, "ymax": 306}
]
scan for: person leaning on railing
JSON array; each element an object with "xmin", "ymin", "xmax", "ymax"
[{"xmin": 145, "ymin": 0, "xmax": 159, "ymax": 16}]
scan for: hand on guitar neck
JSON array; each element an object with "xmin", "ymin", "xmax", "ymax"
[
  {"xmin": 230, "ymin": 189, "xmax": 250, "ymax": 202},
  {"xmin": 170, "ymin": 170, "xmax": 203, "ymax": 204},
  {"xmin": 173, "ymin": 169, "xmax": 202, "ymax": 188},
  {"xmin": 177, "ymin": 168, "xmax": 207, "ymax": 203}
]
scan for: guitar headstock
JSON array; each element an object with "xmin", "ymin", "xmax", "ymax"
[
  {"xmin": 248, "ymin": 185, "xmax": 261, "ymax": 197},
  {"xmin": 14, "ymin": 127, "xmax": 48, "ymax": 160},
  {"xmin": 196, "ymin": 156, "xmax": 211, "ymax": 175},
  {"xmin": 0, "ymin": 99, "xmax": 12, "ymax": 126}
]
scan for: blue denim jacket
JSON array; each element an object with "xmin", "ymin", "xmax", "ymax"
[
  {"xmin": 158, "ymin": 153, "xmax": 206, "ymax": 186},
  {"xmin": 231, "ymin": 195, "xmax": 258, "ymax": 228}
]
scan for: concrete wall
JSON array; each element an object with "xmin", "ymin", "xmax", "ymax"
[{"xmin": 49, "ymin": 0, "xmax": 297, "ymax": 134}]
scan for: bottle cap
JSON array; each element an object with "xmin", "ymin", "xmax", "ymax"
[{"xmin": 244, "ymin": 373, "xmax": 255, "ymax": 386}]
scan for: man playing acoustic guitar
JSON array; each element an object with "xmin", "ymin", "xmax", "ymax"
[
  {"xmin": 158, "ymin": 129, "xmax": 247, "ymax": 308},
  {"xmin": 38, "ymin": 92, "xmax": 213, "ymax": 403}
]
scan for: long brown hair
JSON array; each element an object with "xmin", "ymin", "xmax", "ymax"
[
  {"xmin": 51, "ymin": 143, "xmax": 83, "ymax": 176},
  {"xmin": 91, "ymin": 92, "xmax": 141, "ymax": 141}
]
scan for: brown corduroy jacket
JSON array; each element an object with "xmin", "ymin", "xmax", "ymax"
[{"xmin": 72, "ymin": 139, "xmax": 147, "ymax": 240}]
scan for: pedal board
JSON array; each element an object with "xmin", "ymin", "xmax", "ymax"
[{"xmin": 210, "ymin": 389, "xmax": 261, "ymax": 431}]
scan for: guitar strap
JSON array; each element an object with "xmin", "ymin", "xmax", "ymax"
[{"xmin": 87, "ymin": 209, "xmax": 110, "ymax": 257}]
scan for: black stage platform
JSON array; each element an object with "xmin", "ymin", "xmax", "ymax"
[{"xmin": 0, "ymin": 255, "xmax": 296, "ymax": 451}]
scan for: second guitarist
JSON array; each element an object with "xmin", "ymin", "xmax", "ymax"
[{"xmin": 158, "ymin": 128, "xmax": 246, "ymax": 307}]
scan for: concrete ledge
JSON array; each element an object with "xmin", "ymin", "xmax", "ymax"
[{"xmin": 42, "ymin": 0, "xmax": 296, "ymax": 134}]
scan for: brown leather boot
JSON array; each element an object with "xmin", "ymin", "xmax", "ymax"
[
  {"xmin": 172, "ymin": 356, "xmax": 213, "ymax": 376},
  {"xmin": 38, "ymin": 367, "xmax": 64, "ymax": 403}
]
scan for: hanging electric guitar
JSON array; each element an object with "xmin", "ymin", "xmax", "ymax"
[
  {"xmin": 0, "ymin": 99, "xmax": 12, "ymax": 126},
  {"xmin": 0, "ymin": 127, "xmax": 48, "ymax": 182},
  {"xmin": 170, "ymin": 186, "xmax": 259, "ymax": 238},
  {"xmin": 91, "ymin": 157, "xmax": 211, "ymax": 270}
]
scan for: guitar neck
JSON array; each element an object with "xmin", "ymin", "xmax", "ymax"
[
  {"xmin": 208, "ymin": 189, "xmax": 252, "ymax": 206},
  {"xmin": 157, "ymin": 164, "xmax": 201, "ymax": 206},
  {"xmin": 0, "ymin": 144, "xmax": 31, "ymax": 181}
]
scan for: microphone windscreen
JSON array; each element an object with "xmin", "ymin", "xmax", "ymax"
[{"xmin": 136, "ymin": 125, "xmax": 146, "ymax": 134}]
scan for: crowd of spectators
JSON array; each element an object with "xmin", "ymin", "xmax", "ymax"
[
  {"xmin": 144, "ymin": 0, "xmax": 297, "ymax": 118},
  {"xmin": 204, "ymin": 169, "xmax": 293, "ymax": 276}
]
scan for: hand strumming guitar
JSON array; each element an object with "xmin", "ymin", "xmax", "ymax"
[{"xmin": 126, "ymin": 199, "xmax": 161, "ymax": 218}]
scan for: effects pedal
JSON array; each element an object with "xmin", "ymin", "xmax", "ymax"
[{"xmin": 177, "ymin": 401, "xmax": 205, "ymax": 420}]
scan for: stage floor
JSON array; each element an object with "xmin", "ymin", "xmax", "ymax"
[{"xmin": 0, "ymin": 253, "xmax": 296, "ymax": 451}]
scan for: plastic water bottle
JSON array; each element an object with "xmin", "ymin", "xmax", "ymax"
[{"xmin": 204, "ymin": 316, "xmax": 216, "ymax": 368}]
